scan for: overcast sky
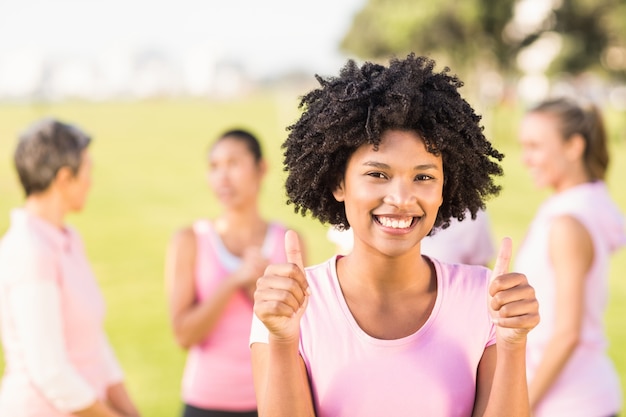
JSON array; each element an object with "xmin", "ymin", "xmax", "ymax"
[{"xmin": 0, "ymin": 0, "xmax": 366, "ymax": 78}]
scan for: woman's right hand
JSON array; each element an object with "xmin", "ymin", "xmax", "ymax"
[
  {"xmin": 234, "ymin": 247, "xmax": 270, "ymax": 288},
  {"xmin": 254, "ymin": 230, "xmax": 309, "ymax": 343}
]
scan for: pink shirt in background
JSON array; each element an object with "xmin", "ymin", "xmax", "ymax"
[
  {"xmin": 182, "ymin": 220, "xmax": 286, "ymax": 411},
  {"xmin": 250, "ymin": 256, "xmax": 496, "ymax": 417},
  {"xmin": 422, "ymin": 209, "xmax": 495, "ymax": 266},
  {"xmin": 515, "ymin": 181, "xmax": 625, "ymax": 417},
  {"xmin": 0, "ymin": 209, "xmax": 123, "ymax": 416}
]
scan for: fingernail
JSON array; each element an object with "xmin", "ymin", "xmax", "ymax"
[
  {"xmin": 306, "ymin": 287, "xmax": 312, "ymax": 295},
  {"xmin": 491, "ymin": 318, "xmax": 499, "ymax": 325}
]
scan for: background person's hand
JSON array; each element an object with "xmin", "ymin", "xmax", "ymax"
[{"xmin": 234, "ymin": 247, "xmax": 270, "ymax": 299}]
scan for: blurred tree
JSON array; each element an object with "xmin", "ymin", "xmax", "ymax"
[
  {"xmin": 340, "ymin": 0, "xmax": 516, "ymax": 72},
  {"xmin": 341, "ymin": 0, "xmax": 626, "ymax": 79},
  {"xmin": 541, "ymin": 0, "xmax": 626, "ymax": 79}
]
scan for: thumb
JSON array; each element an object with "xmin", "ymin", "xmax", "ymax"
[
  {"xmin": 490, "ymin": 237, "xmax": 512, "ymax": 284},
  {"xmin": 489, "ymin": 237, "xmax": 512, "ymax": 323},
  {"xmin": 285, "ymin": 229, "xmax": 304, "ymax": 272}
]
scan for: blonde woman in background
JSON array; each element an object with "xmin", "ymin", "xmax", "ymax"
[{"xmin": 517, "ymin": 98, "xmax": 625, "ymax": 417}]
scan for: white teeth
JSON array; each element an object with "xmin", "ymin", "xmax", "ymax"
[{"xmin": 377, "ymin": 216, "xmax": 413, "ymax": 229}]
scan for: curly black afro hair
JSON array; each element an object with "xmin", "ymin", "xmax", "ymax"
[{"xmin": 283, "ymin": 54, "xmax": 503, "ymax": 232}]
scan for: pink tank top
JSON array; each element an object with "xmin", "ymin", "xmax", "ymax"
[
  {"xmin": 182, "ymin": 219, "xmax": 287, "ymax": 410},
  {"xmin": 515, "ymin": 182, "xmax": 625, "ymax": 417}
]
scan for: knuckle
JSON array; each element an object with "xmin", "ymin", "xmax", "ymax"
[
  {"xmin": 288, "ymin": 263, "xmax": 302, "ymax": 276},
  {"xmin": 491, "ymin": 291, "xmax": 505, "ymax": 306},
  {"xmin": 498, "ymin": 304, "xmax": 512, "ymax": 317}
]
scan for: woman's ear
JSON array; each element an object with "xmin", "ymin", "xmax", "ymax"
[
  {"xmin": 54, "ymin": 166, "xmax": 74, "ymax": 187},
  {"xmin": 332, "ymin": 180, "xmax": 346, "ymax": 202},
  {"xmin": 258, "ymin": 159, "xmax": 268, "ymax": 177},
  {"xmin": 566, "ymin": 133, "xmax": 586, "ymax": 162},
  {"xmin": 47, "ymin": 166, "xmax": 74, "ymax": 197}
]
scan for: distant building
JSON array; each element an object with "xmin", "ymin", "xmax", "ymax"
[{"xmin": 0, "ymin": 45, "xmax": 253, "ymax": 101}]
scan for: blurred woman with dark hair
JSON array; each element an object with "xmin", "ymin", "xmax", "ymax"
[
  {"xmin": 0, "ymin": 118, "xmax": 141, "ymax": 417},
  {"xmin": 165, "ymin": 129, "xmax": 304, "ymax": 417},
  {"xmin": 517, "ymin": 98, "xmax": 625, "ymax": 417}
]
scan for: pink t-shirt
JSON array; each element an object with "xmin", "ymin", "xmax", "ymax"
[
  {"xmin": 182, "ymin": 219, "xmax": 287, "ymax": 410},
  {"xmin": 250, "ymin": 256, "xmax": 496, "ymax": 417},
  {"xmin": 0, "ymin": 209, "xmax": 123, "ymax": 416},
  {"xmin": 515, "ymin": 181, "xmax": 625, "ymax": 417}
]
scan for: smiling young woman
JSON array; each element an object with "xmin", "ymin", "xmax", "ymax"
[{"xmin": 249, "ymin": 54, "xmax": 540, "ymax": 417}]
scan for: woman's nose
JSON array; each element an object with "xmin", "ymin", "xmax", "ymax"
[
  {"xmin": 383, "ymin": 180, "xmax": 417, "ymax": 208},
  {"xmin": 209, "ymin": 167, "xmax": 229, "ymax": 185}
]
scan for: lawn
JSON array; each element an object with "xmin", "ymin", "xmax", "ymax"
[{"xmin": 0, "ymin": 95, "xmax": 625, "ymax": 416}]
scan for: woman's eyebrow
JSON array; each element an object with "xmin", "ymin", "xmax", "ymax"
[
  {"xmin": 362, "ymin": 161, "xmax": 440, "ymax": 170},
  {"xmin": 414, "ymin": 163, "xmax": 440, "ymax": 170},
  {"xmin": 362, "ymin": 161, "xmax": 390, "ymax": 169}
]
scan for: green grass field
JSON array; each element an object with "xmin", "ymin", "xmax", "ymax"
[{"xmin": 0, "ymin": 96, "xmax": 625, "ymax": 416}]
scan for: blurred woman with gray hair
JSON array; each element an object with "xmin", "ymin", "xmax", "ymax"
[{"xmin": 0, "ymin": 118, "xmax": 141, "ymax": 417}]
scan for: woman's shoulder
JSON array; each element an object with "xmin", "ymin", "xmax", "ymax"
[
  {"xmin": 304, "ymin": 256, "xmax": 337, "ymax": 285},
  {"xmin": 548, "ymin": 182, "xmax": 612, "ymax": 214},
  {"xmin": 0, "ymin": 231, "xmax": 61, "ymax": 287},
  {"xmin": 1, "ymin": 223, "xmax": 58, "ymax": 264},
  {"xmin": 191, "ymin": 218, "xmax": 213, "ymax": 233},
  {"xmin": 169, "ymin": 219, "xmax": 213, "ymax": 241},
  {"xmin": 168, "ymin": 224, "xmax": 198, "ymax": 253}
]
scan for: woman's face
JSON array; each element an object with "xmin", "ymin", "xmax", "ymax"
[
  {"xmin": 518, "ymin": 112, "xmax": 573, "ymax": 191},
  {"xmin": 208, "ymin": 138, "xmax": 264, "ymax": 209},
  {"xmin": 333, "ymin": 129, "xmax": 444, "ymax": 257},
  {"xmin": 64, "ymin": 149, "xmax": 93, "ymax": 212}
]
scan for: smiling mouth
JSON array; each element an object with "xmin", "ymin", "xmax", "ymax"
[{"xmin": 374, "ymin": 215, "xmax": 417, "ymax": 229}]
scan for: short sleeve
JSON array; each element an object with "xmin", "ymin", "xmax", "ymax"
[
  {"xmin": 484, "ymin": 269, "xmax": 497, "ymax": 348},
  {"xmin": 486, "ymin": 320, "xmax": 497, "ymax": 348}
]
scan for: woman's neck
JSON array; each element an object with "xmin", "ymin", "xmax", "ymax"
[
  {"xmin": 214, "ymin": 207, "xmax": 268, "ymax": 257},
  {"xmin": 337, "ymin": 246, "xmax": 432, "ymax": 296},
  {"xmin": 24, "ymin": 192, "xmax": 67, "ymax": 229},
  {"xmin": 554, "ymin": 172, "xmax": 592, "ymax": 193},
  {"xmin": 216, "ymin": 205, "xmax": 264, "ymax": 229},
  {"xmin": 554, "ymin": 161, "xmax": 593, "ymax": 193}
]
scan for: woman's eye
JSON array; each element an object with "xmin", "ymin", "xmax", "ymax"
[
  {"xmin": 415, "ymin": 174, "xmax": 433, "ymax": 181},
  {"xmin": 367, "ymin": 172, "xmax": 387, "ymax": 179}
]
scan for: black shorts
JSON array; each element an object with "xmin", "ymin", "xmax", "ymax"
[{"xmin": 182, "ymin": 404, "xmax": 258, "ymax": 417}]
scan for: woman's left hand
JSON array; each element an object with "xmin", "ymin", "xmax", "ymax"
[{"xmin": 488, "ymin": 238, "xmax": 540, "ymax": 345}]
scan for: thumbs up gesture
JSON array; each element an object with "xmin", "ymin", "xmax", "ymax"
[
  {"xmin": 488, "ymin": 238, "xmax": 540, "ymax": 345},
  {"xmin": 253, "ymin": 230, "xmax": 310, "ymax": 343}
]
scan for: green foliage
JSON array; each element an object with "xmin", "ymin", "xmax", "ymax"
[
  {"xmin": 0, "ymin": 98, "xmax": 624, "ymax": 415},
  {"xmin": 544, "ymin": 0, "xmax": 626, "ymax": 78},
  {"xmin": 341, "ymin": 0, "xmax": 516, "ymax": 71},
  {"xmin": 341, "ymin": 0, "xmax": 626, "ymax": 79}
]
